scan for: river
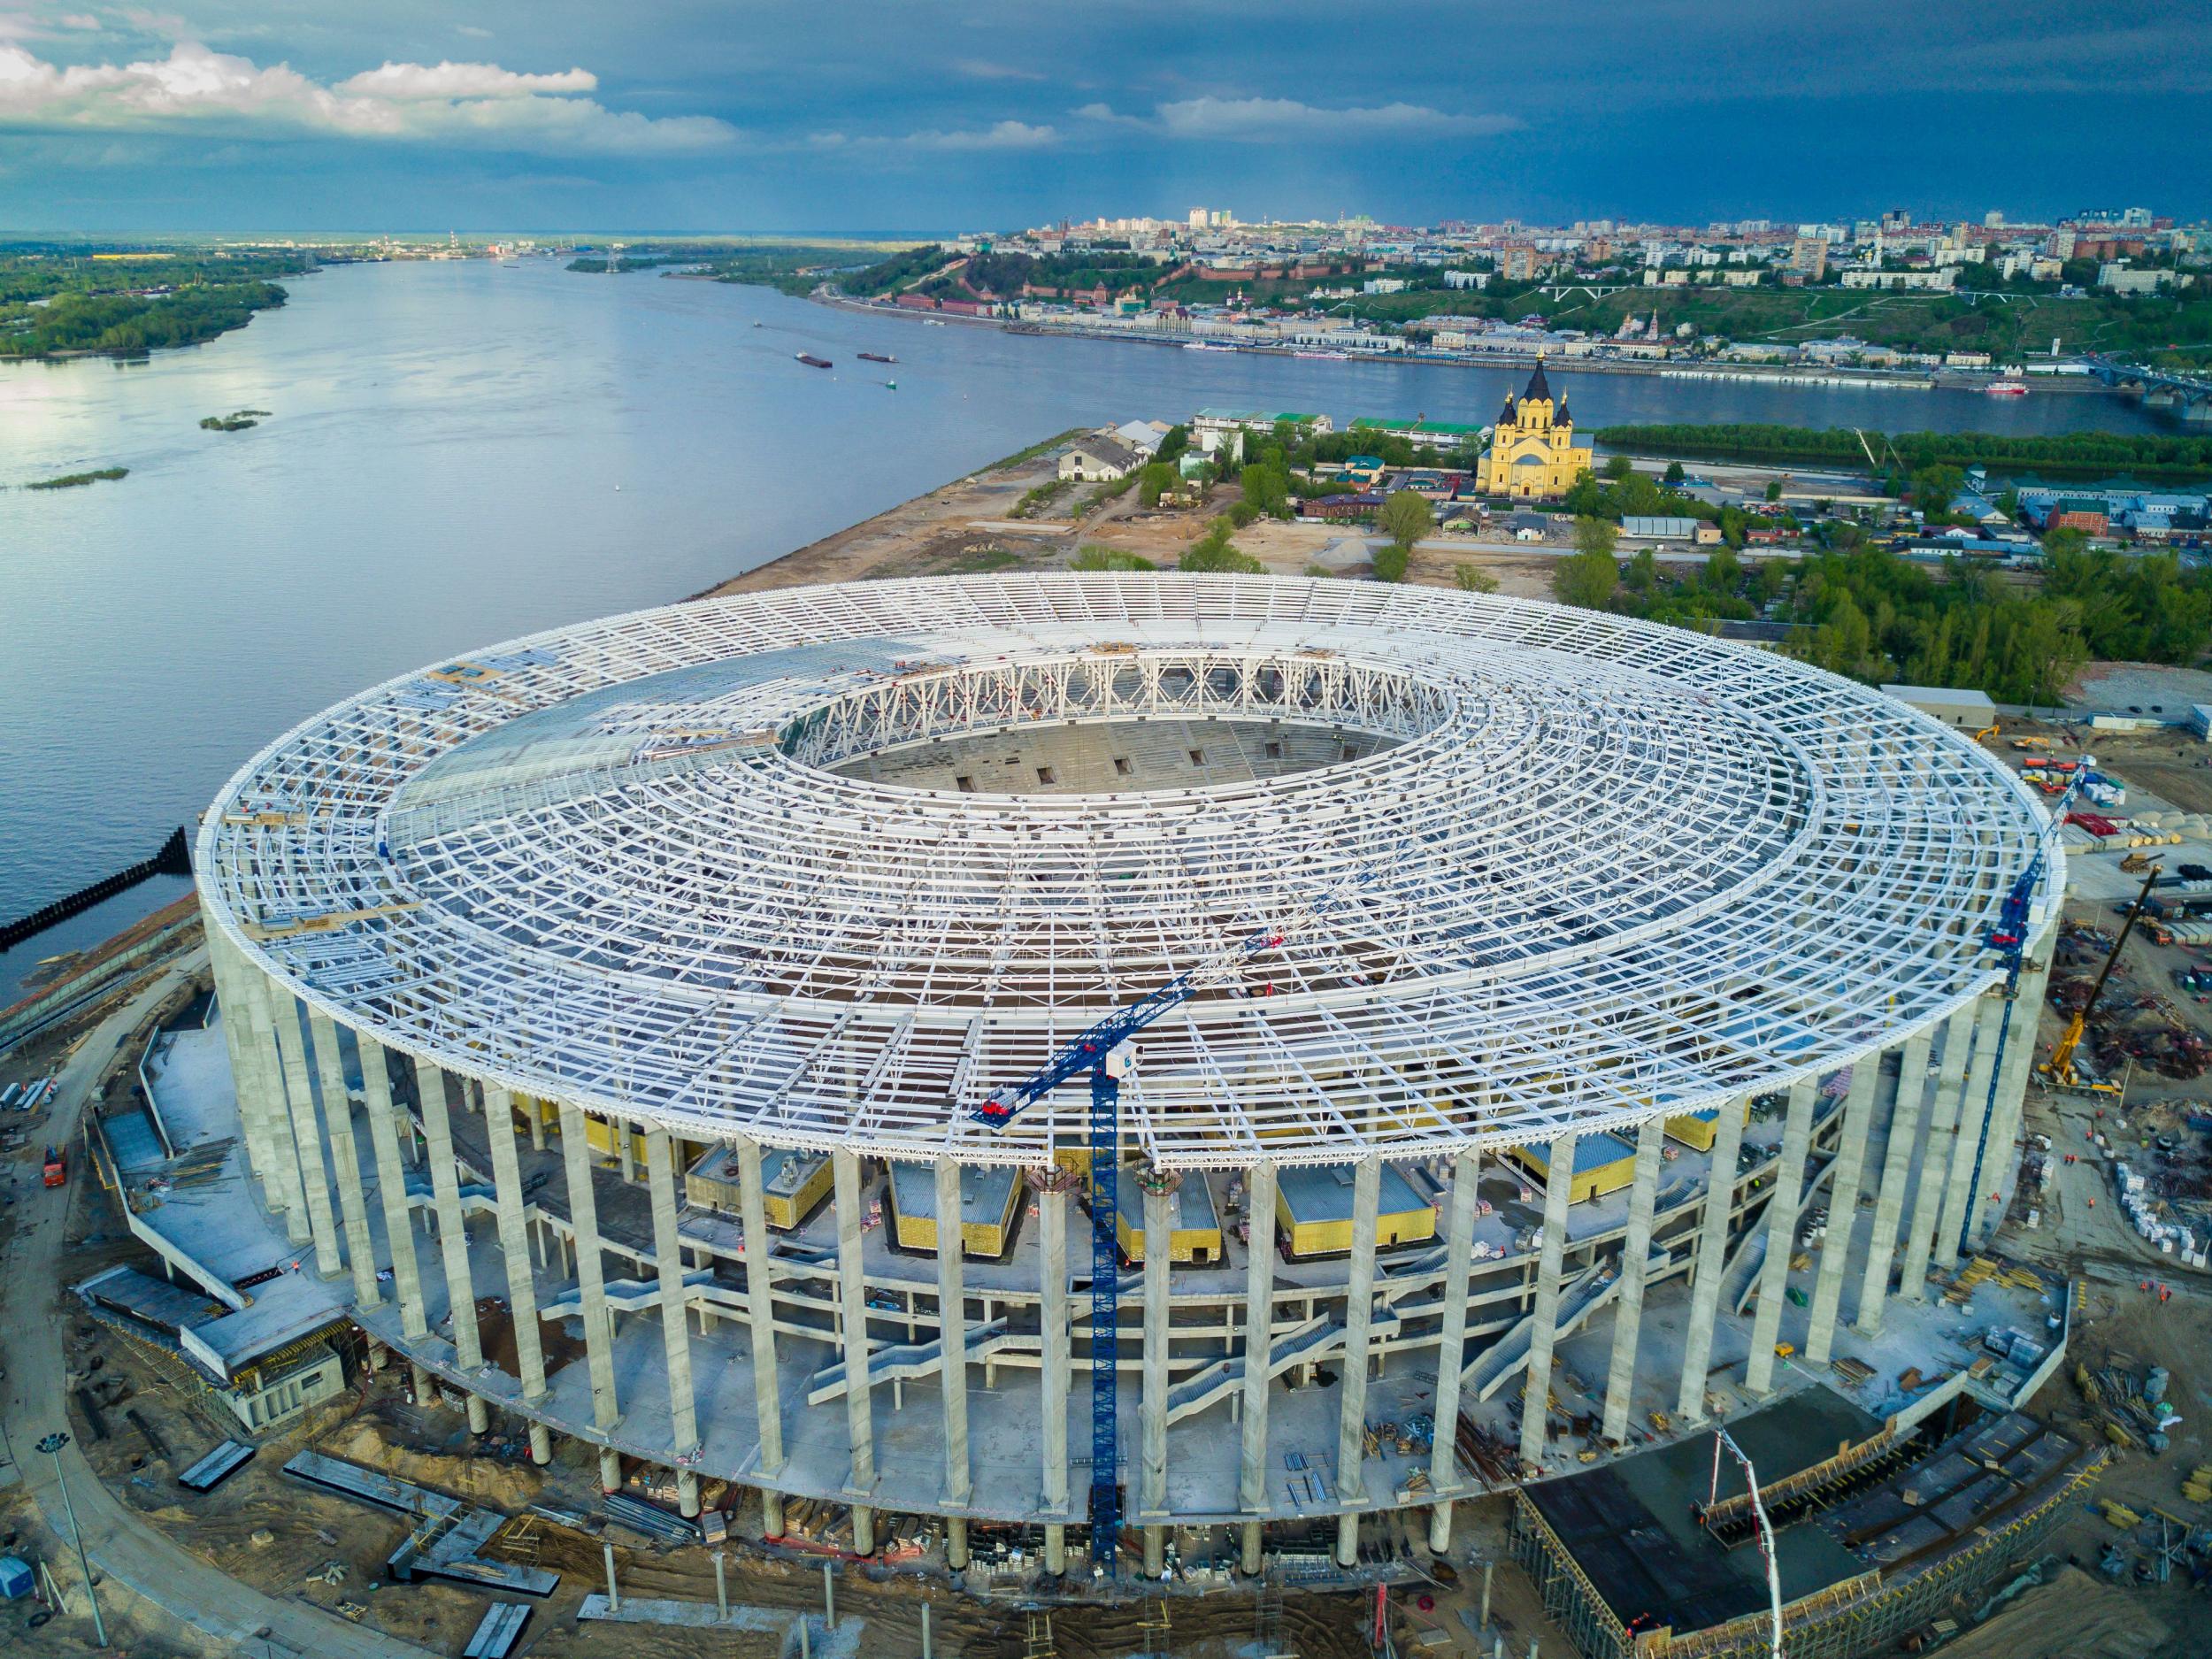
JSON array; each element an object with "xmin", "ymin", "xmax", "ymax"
[{"xmin": 0, "ymin": 258, "xmax": 2179, "ymax": 1001}]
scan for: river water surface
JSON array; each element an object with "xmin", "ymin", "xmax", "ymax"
[{"xmin": 0, "ymin": 259, "xmax": 2177, "ymax": 1000}]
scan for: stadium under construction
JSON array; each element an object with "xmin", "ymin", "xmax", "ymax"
[{"xmin": 93, "ymin": 574, "xmax": 2086, "ymax": 1635}]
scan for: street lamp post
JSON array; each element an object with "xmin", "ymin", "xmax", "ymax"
[{"xmin": 35, "ymin": 1432, "xmax": 106, "ymax": 1648}]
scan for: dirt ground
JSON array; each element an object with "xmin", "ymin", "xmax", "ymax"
[{"xmin": 693, "ymin": 427, "xmax": 1563, "ymax": 603}]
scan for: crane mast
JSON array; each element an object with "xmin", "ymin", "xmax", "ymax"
[{"xmin": 967, "ymin": 882, "xmax": 1363, "ymax": 1566}]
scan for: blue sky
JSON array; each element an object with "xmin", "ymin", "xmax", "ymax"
[{"xmin": 1, "ymin": 1, "xmax": 2205, "ymax": 233}]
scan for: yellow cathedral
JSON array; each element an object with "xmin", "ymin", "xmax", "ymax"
[{"xmin": 1480, "ymin": 361, "xmax": 1593, "ymax": 499}]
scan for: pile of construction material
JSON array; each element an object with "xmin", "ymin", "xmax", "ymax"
[
  {"xmin": 2076, "ymin": 1358, "xmax": 2185, "ymax": 1452},
  {"xmin": 2114, "ymin": 1162, "xmax": 2208, "ymax": 1263}
]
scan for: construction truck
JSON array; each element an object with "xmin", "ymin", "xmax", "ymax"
[{"xmin": 42, "ymin": 1145, "xmax": 66, "ymax": 1187}]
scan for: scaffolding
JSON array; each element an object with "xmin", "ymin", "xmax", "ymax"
[{"xmin": 199, "ymin": 574, "xmax": 2050, "ymax": 1174}]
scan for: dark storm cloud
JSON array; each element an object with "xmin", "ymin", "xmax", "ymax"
[{"xmin": 0, "ymin": 0, "xmax": 2201, "ymax": 230}]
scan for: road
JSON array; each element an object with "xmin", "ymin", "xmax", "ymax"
[{"xmin": 0, "ymin": 951, "xmax": 433, "ymax": 1658}]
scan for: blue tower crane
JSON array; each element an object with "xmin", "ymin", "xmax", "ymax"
[{"xmin": 969, "ymin": 891, "xmax": 1357, "ymax": 1565}]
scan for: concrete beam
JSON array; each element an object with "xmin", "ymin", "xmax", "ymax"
[
  {"xmin": 1519, "ymin": 1134, "xmax": 1577, "ymax": 1469},
  {"xmin": 1855, "ymin": 1031, "xmax": 1931, "ymax": 1339},
  {"xmin": 1601, "ymin": 1122, "xmax": 1665, "ymax": 1444},
  {"xmin": 1678, "ymin": 1096, "xmax": 1747, "ymax": 1423},
  {"xmin": 416, "ymin": 1062, "xmax": 484, "ymax": 1372},
  {"xmin": 357, "ymin": 1033, "xmax": 427, "ymax": 1340},
  {"xmin": 1745, "ymin": 1079, "xmax": 1816, "ymax": 1394},
  {"xmin": 307, "ymin": 1012, "xmax": 382, "ymax": 1307},
  {"xmin": 1803, "ymin": 1056, "xmax": 1882, "ymax": 1365},
  {"xmin": 557, "ymin": 1102, "xmax": 622, "ymax": 1431}
]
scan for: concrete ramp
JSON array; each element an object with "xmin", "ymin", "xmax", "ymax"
[{"xmin": 1463, "ymin": 1261, "xmax": 1615, "ymax": 1402}]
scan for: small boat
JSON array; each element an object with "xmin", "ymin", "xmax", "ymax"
[
  {"xmin": 924, "ymin": 319, "xmax": 947, "ymax": 326},
  {"xmin": 795, "ymin": 353, "xmax": 833, "ymax": 369},
  {"xmin": 858, "ymin": 351, "xmax": 896, "ymax": 364},
  {"xmin": 885, "ymin": 380, "xmax": 896, "ymax": 390},
  {"xmin": 752, "ymin": 320, "xmax": 763, "ymax": 328},
  {"xmin": 1984, "ymin": 380, "xmax": 2028, "ymax": 396}
]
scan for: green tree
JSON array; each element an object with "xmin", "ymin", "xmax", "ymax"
[
  {"xmin": 1240, "ymin": 461, "xmax": 1291, "ymax": 519},
  {"xmin": 1371, "ymin": 543, "xmax": 1410, "ymax": 582},
  {"xmin": 1179, "ymin": 518, "xmax": 1266, "ymax": 575},
  {"xmin": 1453, "ymin": 563, "xmax": 1498, "ymax": 594},
  {"xmin": 1763, "ymin": 479, "xmax": 1784, "ymax": 503},
  {"xmin": 1554, "ymin": 518, "xmax": 1619, "ymax": 610},
  {"xmin": 1663, "ymin": 460, "xmax": 1686, "ymax": 485},
  {"xmin": 1909, "ymin": 463, "xmax": 1966, "ymax": 518},
  {"xmin": 1137, "ymin": 462, "xmax": 1177, "ymax": 508},
  {"xmin": 1603, "ymin": 454, "xmax": 1635, "ymax": 481},
  {"xmin": 1379, "ymin": 488, "xmax": 1433, "ymax": 549}
]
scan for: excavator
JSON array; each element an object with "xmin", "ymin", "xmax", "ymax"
[{"xmin": 2042, "ymin": 864, "xmax": 2162, "ymax": 1094}]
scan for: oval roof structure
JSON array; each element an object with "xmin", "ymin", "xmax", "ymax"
[{"xmin": 199, "ymin": 575, "xmax": 2053, "ymax": 1168}]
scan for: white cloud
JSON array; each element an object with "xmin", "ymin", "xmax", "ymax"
[
  {"xmin": 810, "ymin": 118, "xmax": 1058, "ymax": 151},
  {"xmin": 950, "ymin": 58, "xmax": 1044, "ymax": 82},
  {"xmin": 334, "ymin": 60, "xmax": 595, "ymax": 101},
  {"xmin": 0, "ymin": 38, "xmax": 736, "ymax": 153},
  {"xmin": 1077, "ymin": 96, "xmax": 1519, "ymax": 141},
  {"xmin": 456, "ymin": 24, "xmax": 493, "ymax": 40}
]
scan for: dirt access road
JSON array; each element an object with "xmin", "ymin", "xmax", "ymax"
[{"xmin": 0, "ymin": 952, "xmax": 435, "ymax": 1659}]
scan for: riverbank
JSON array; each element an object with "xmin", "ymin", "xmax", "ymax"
[{"xmin": 812, "ymin": 289, "xmax": 2116, "ymax": 399}]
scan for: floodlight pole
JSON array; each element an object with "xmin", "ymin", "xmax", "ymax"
[{"xmin": 36, "ymin": 1432, "xmax": 107, "ymax": 1648}]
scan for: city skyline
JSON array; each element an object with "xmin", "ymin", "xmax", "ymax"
[{"xmin": 0, "ymin": 0, "xmax": 2206, "ymax": 232}]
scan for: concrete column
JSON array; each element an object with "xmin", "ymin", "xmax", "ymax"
[
  {"xmin": 409, "ymin": 1362, "xmax": 434, "ymax": 1402},
  {"xmin": 1938, "ymin": 995, "xmax": 2008, "ymax": 1268},
  {"xmin": 1900, "ymin": 1005, "xmax": 1975, "ymax": 1302},
  {"xmin": 1239, "ymin": 1164, "xmax": 1279, "ymax": 1573},
  {"xmin": 933, "ymin": 1157, "xmax": 972, "ymax": 1510},
  {"xmin": 557, "ymin": 1102, "xmax": 622, "ymax": 1430},
  {"xmin": 1744, "ymin": 1079, "xmax": 1817, "ymax": 1395},
  {"xmin": 483, "ymin": 1087, "xmax": 549, "ymax": 1416},
  {"xmin": 1426, "ymin": 1153, "xmax": 1479, "ymax": 1554},
  {"xmin": 417, "ymin": 1063, "xmax": 485, "ymax": 1373},
  {"xmin": 1518, "ymin": 1135, "xmax": 1577, "ymax": 1469},
  {"xmin": 734, "ymin": 1140, "xmax": 785, "ymax": 1479},
  {"xmin": 644, "ymin": 1130, "xmax": 701, "ymax": 1515},
  {"xmin": 833, "ymin": 1150, "xmax": 875, "ymax": 1553},
  {"xmin": 1140, "ymin": 1179, "xmax": 1172, "ymax": 1577},
  {"xmin": 1803, "ymin": 1058, "xmax": 1882, "ymax": 1366},
  {"xmin": 307, "ymin": 1012, "xmax": 383, "ymax": 1306},
  {"xmin": 208, "ymin": 933, "xmax": 278, "ymax": 1190},
  {"xmin": 359, "ymin": 1033, "xmax": 427, "ymax": 1339},
  {"xmin": 1975, "ymin": 930, "xmax": 2054, "ymax": 1250},
  {"xmin": 1038, "ymin": 1178, "xmax": 1071, "ymax": 1546},
  {"xmin": 269, "ymin": 994, "xmax": 342, "ymax": 1275},
  {"xmin": 1333, "ymin": 1157, "xmax": 1383, "ymax": 1569},
  {"xmin": 1855, "ymin": 1031, "xmax": 1932, "ymax": 1339},
  {"xmin": 1678, "ymin": 1096, "xmax": 1747, "ymax": 1423},
  {"xmin": 237, "ymin": 969, "xmax": 309, "ymax": 1236},
  {"xmin": 1601, "ymin": 1121, "xmax": 1665, "ymax": 1445},
  {"xmin": 598, "ymin": 1448, "xmax": 623, "ymax": 1495}
]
